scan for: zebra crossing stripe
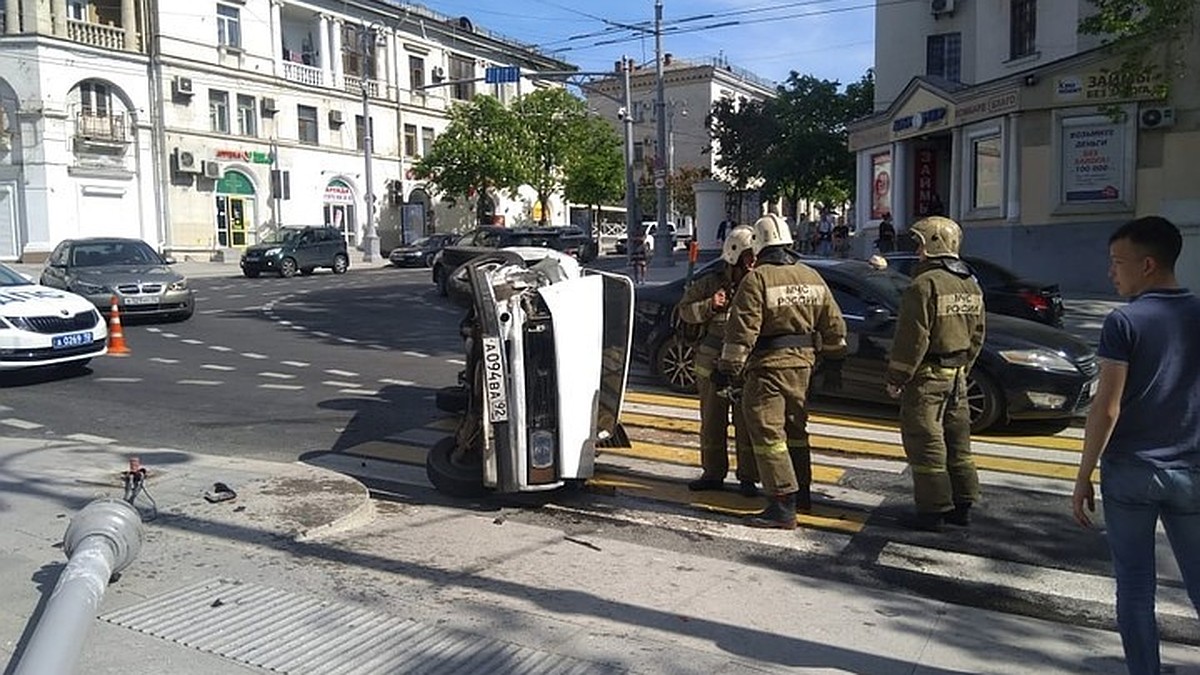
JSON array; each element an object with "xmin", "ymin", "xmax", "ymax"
[{"xmin": 600, "ymin": 442, "xmax": 845, "ymax": 485}]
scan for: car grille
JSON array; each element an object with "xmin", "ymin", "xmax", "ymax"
[
  {"xmin": 5, "ymin": 311, "xmax": 99, "ymax": 334},
  {"xmin": 118, "ymin": 283, "xmax": 164, "ymax": 295},
  {"xmin": 1075, "ymin": 355, "xmax": 1099, "ymax": 378},
  {"xmin": 523, "ymin": 316, "xmax": 558, "ymax": 483}
]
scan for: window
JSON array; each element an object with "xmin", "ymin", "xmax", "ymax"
[
  {"xmin": 217, "ymin": 4, "xmax": 241, "ymax": 49},
  {"xmin": 297, "ymin": 105, "xmax": 319, "ymax": 145},
  {"xmin": 403, "ymin": 124, "xmax": 418, "ymax": 157},
  {"xmin": 420, "ymin": 127, "xmax": 435, "ymax": 157},
  {"xmin": 926, "ymin": 33, "xmax": 961, "ymax": 82},
  {"xmin": 342, "ymin": 25, "xmax": 377, "ymax": 78},
  {"xmin": 355, "ymin": 115, "xmax": 374, "ymax": 151},
  {"xmin": 971, "ymin": 136, "xmax": 1002, "ymax": 210},
  {"xmin": 1010, "ymin": 0, "xmax": 1036, "ymax": 60},
  {"xmin": 209, "ymin": 90, "xmax": 230, "ymax": 134},
  {"xmin": 67, "ymin": 0, "xmax": 87, "ymax": 21},
  {"xmin": 79, "ymin": 81, "xmax": 110, "ymax": 116},
  {"xmin": 448, "ymin": 54, "xmax": 475, "ymax": 101},
  {"xmin": 409, "ymin": 55, "xmax": 425, "ymax": 92},
  {"xmin": 236, "ymin": 94, "xmax": 256, "ymax": 137}
]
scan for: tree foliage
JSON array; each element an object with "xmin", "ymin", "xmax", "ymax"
[
  {"xmin": 564, "ymin": 114, "xmax": 625, "ymax": 214},
  {"xmin": 1079, "ymin": 0, "xmax": 1196, "ymax": 98},
  {"xmin": 511, "ymin": 87, "xmax": 589, "ymax": 225},
  {"xmin": 411, "ymin": 94, "xmax": 524, "ymax": 209}
]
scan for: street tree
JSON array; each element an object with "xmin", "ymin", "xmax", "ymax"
[
  {"xmin": 706, "ymin": 95, "xmax": 771, "ymax": 215},
  {"xmin": 564, "ymin": 114, "xmax": 625, "ymax": 232},
  {"xmin": 512, "ymin": 87, "xmax": 589, "ymax": 226},
  {"xmin": 1080, "ymin": 0, "xmax": 1196, "ymax": 99}
]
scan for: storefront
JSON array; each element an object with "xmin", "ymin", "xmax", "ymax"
[
  {"xmin": 322, "ymin": 178, "xmax": 358, "ymax": 248},
  {"xmin": 214, "ymin": 170, "xmax": 256, "ymax": 248}
]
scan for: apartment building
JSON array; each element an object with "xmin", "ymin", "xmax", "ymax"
[
  {"xmin": 849, "ymin": 0, "xmax": 1199, "ymax": 292},
  {"xmin": 0, "ymin": 0, "xmax": 573, "ymax": 262}
]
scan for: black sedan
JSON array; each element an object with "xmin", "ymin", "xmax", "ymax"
[
  {"xmin": 388, "ymin": 233, "xmax": 456, "ymax": 268},
  {"xmin": 884, "ymin": 253, "xmax": 1064, "ymax": 327},
  {"xmin": 634, "ymin": 257, "xmax": 1097, "ymax": 432}
]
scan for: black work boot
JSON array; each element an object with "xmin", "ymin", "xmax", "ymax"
[
  {"xmin": 688, "ymin": 476, "xmax": 724, "ymax": 492},
  {"xmin": 944, "ymin": 502, "xmax": 972, "ymax": 527},
  {"xmin": 738, "ymin": 480, "xmax": 760, "ymax": 497},
  {"xmin": 745, "ymin": 494, "xmax": 797, "ymax": 530},
  {"xmin": 905, "ymin": 511, "xmax": 945, "ymax": 533},
  {"xmin": 794, "ymin": 486, "xmax": 812, "ymax": 513}
]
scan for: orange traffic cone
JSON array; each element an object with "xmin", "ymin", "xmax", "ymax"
[{"xmin": 107, "ymin": 295, "xmax": 130, "ymax": 356}]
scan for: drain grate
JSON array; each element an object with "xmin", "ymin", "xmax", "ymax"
[{"xmin": 102, "ymin": 579, "xmax": 620, "ymax": 674}]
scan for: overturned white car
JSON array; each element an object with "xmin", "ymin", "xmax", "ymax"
[{"xmin": 428, "ymin": 249, "xmax": 634, "ymax": 496}]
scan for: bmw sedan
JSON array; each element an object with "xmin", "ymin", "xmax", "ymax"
[
  {"xmin": 634, "ymin": 257, "xmax": 1097, "ymax": 432},
  {"xmin": 0, "ymin": 262, "xmax": 107, "ymax": 371},
  {"xmin": 39, "ymin": 238, "xmax": 194, "ymax": 321}
]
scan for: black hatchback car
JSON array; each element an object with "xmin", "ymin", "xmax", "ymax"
[
  {"xmin": 388, "ymin": 233, "xmax": 456, "ymax": 268},
  {"xmin": 884, "ymin": 253, "xmax": 1064, "ymax": 327},
  {"xmin": 240, "ymin": 226, "xmax": 349, "ymax": 278},
  {"xmin": 634, "ymin": 257, "xmax": 1097, "ymax": 432}
]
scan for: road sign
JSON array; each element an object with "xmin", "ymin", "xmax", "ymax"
[
  {"xmin": 485, "ymin": 66, "xmax": 521, "ymax": 84},
  {"xmin": 654, "ymin": 177, "xmax": 665, "ymax": 189}
]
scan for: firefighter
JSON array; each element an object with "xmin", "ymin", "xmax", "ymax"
[
  {"xmin": 676, "ymin": 225, "xmax": 760, "ymax": 497},
  {"xmin": 885, "ymin": 216, "xmax": 985, "ymax": 532},
  {"xmin": 717, "ymin": 212, "xmax": 847, "ymax": 529}
]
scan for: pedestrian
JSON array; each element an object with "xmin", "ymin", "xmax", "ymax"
[
  {"xmin": 815, "ymin": 211, "xmax": 835, "ymax": 257},
  {"xmin": 677, "ymin": 226, "xmax": 760, "ymax": 497},
  {"xmin": 717, "ymin": 214, "xmax": 731, "ymax": 245},
  {"xmin": 629, "ymin": 228, "xmax": 648, "ymax": 285},
  {"xmin": 1071, "ymin": 216, "xmax": 1200, "ymax": 675},
  {"xmin": 832, "ymin": 220, "xmax": 851, "ymax": 258},
  {"xmin": 717, "ymin": 212, "xmax": 847, "ymax": 529},
  {"xmin": 876, "ymin": 213, "xmax": 896, "ymax": 253},
  {"xmin": 885, "ymin": 216, "xmax": 985, "ymax": 532}
]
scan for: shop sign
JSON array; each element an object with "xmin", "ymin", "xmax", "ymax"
[
  {"xmin": 914, "ymin": 149, "xmax": 939, "ymax": 217},
  {"xmin": 1055, "ymin": 70, "xmax": 1158, "ymax": 102},
  {"xmin": 871, "ymin": 152, "xmax": 892, "ymax": 220},
  {"xmin": 1062, "ymin": 120, "xmax": 1124, "ymax": 203},
  {"xmin": 893, "ymin": 107, "xmax": 948, "ymax": 134},
  {"xmin": 324, "ymin": 179, "xmax": 356, "ymax": 205},
  {"xmin": 214, "ymin": 149, "xmax": 274, "ymax": 164},
  {"xmin": 956, "ymin": 90, "xmax": 1019, "ymax": 124}
]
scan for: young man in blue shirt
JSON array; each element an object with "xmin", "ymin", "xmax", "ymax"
[{"xmin": 1072, "ymin": 216, "xmax": 1200, "ymax": 675}]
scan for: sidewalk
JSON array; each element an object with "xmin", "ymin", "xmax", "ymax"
[{"xmin": 3, "ymin": 436, "xmax": 1197, "ymax": 674}]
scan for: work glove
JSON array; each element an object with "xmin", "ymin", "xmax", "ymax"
[
  {"xmin": 710, "ymin": 370, "xmax": 732, "ymax": 389},
  {"xmin": 820, "ymin": 359, "xmax": 844, "ymax": 392}
]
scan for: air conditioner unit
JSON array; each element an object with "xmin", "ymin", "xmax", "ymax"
[
  {"xmin": 174, "ymin": 148, "xmax": 199, "ymax": 173},
  {"xmin": 931, "ymin": 0, "xmax": 955, "ymax": 16},
  {"xmin": 328, "ymin": 109, "xmax": 344, "ymax": 126},
  {"xmin": 431, "ymin": 65, "xmax": 446, "ymax": 81},
  {"xmin": 172, "ymin": 76, "xmax": 194, "ymax": 97},
  {"xmin": 1139, "ymin": 106, "xmax": 1175, "ymax": 130},
  {"xmin": 260, "ymin": 97, "xmax": 278, "ymax": 115},
  {"xmin": 201, "ymin": 160, "xmax": 221, "ymax": 179}
]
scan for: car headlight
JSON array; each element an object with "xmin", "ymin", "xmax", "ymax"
[
  {"xmin": 265, "ymin": 247, "xmax": 282, "ymax": 257},
  {"xmin": 71, "ymin": 280, "xmax": 109, "ymax": 295},
  {"xmin": 529, "ymin": 430, "xmax": 555, "ymax": 469},
  {"xmin": 168, "ymin": 279, "xmax": 189, "ymax": 291},
  {"xmin": 998, "ymin": 349, "xmax": 1079, "ymax": 373}
]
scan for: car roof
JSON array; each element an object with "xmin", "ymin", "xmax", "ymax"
[{"xmin": 64, "ymin": 237, "xmax": 151, "ymax": 244}]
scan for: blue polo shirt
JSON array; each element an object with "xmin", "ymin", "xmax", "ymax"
[{"xmin": 1098, "ymin": 288, "xmax": 1200, "ymax": 468}]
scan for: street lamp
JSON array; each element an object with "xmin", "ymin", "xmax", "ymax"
[{"xmin": 358, "ymin": 22, "xmax": 384, "ymax": 263}]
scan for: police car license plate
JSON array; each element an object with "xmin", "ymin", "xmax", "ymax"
[
  {"xmin": 52, "ymin": 331, "xmax": 92, "ymax": 350},
  {"xmin": 481, "ymin": 336, "xmax": 508, "ymax": 423},
  {"xmin": 124, "ymin": 295, "xmax": 158, "ymax": 305}
]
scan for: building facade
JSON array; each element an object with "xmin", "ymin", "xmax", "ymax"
[
  {"xmin": 0, "ymin": 0, "xmax": 573, "ymax": 263},
  {"xmin": 850, "ymin": 0, "xmax": 1199, "ymax": 292}
]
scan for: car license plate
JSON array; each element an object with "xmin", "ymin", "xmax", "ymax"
[
  {"xmin": 123, "ymin": 295, "xmax": 158, "ymax": 305},
  {"xmin": 52, "ymin": 331, "xmax": 93, "ymax": 350},
  {"xmin": 482, "ymin": 336, "xmax": 508, "ymax": 423}
]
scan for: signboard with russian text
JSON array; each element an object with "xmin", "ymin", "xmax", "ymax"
[
  {"xmin": 914, "ymin": 149, "xmax": 939, "ymax": 217},
  {"xmin": 871, "ymin": 152, "xmax": 891, "ymax": 220},
  {"xmin": 1062, "ymin": 119, "xmax": 1124, "ymax": 204}
]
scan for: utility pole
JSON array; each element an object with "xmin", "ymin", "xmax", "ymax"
[
  {"xmin": 652, "ymin": 0, "xmax": 673, "ymax": 266},
  {"xmin": 359, "ymin": 25, "xmax": 380, "ymax": 263},
  {"xmin": 622, "ymin": 56, "xmax": 638, "ymax": 269}
]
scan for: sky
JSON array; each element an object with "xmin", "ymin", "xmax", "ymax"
[{"xmin": 408, "ymin": 0, "xmax": 877, "ymax": 89}]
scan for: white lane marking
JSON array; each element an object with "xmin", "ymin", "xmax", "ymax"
[
  {"xmin": 368, "ymin": 344, "xmax": 388, "ymax": 351},
  {"xmin": 1, "ymin": 418, "xmax": 43, "ymax": 430},
  {"xmin": 145, "ymin": 327, "xmax": 162, "ymax": 333},
  {"xmin": 402, "ymin": 350, "xmax": 429, "ymax": 358},
  {"xmin": 259, "ymin": 383, "xmax": 304, "ymax": 391},
  {"xmin": 150, "ymin": 358, "xmax": 180, "ymax": 364},
  {"xmin": 446, "ymin": 358, "xmax": 466, "ymax": 366},
  {"xmin": 291, "ymin": 325, "xmax": 307, "ymax": 331},
  {"xmin": 0, "ymin": 405, "xmax": 10, "ymax": 412},
  {"xmin": 325, "ymin": 369, "xmax": 358, "ymax": 377},
  {"xmin": 200, "ymin": 309, "xmax": 223, "ymax": 315},
  {"xmin": 278, "ymin": 320, "xmax": 293, "ymax": 326},
  {"xmin": 322, "ymin": 380, "xmax": 360, "ymax": 388},
  {"xmin": 202, "ymin": 364, "xmax": 236, "ymax": 371},
  {"xmin": 338, "ymin": 389, "xmax": 381, "ymax": 397},
  {"xmin": 241, "ymin": 352, "xmax": 269, "ymax": 360},
  {"xmin": 311, "ymin": 331, "xmax": 331, "ymax": 338},
  {"xmin": 95, "ymin": 377, "xmax": 143, "ymax": 383},
  {"xmin": 209, "ymin": 345, "xmax": 233, "ymax": 352},
  {"xmin": 227, "ymin": 293, "xmax": 247, "ymax": 299},
  {"xmin": 259, "ymin": 372, "xmax": 296, "ymax": 380},
  {"xmin": 378, "ymin": 378, "xmax": 415, "ymax": 386},
  {"xmin": 161, "ymin": 333, "xmax": 179, "ymax": 338},
  {"xmin": 181, "ymin": 339, "xmax": 204, "ymax": 345},
  {"xmin": 65, "ymin": 433, "xmax": 116, "ymax": 444},
  {"xmin": 281, "ymin": 360, "xmax": 310, "ymax": 368},
  {"xmin": 178, "ymin": 379, "xmax": 223, "ymax": 386},
  {"xmin": 337, "ymin": 337, "xmax": 358, "ymax": 344},
  {"xmin": 876, "ymin": 541, "xmax": 1197, "ymax": 620}
]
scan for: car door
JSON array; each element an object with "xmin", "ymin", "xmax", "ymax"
[
  {"xmin": 822, "ymin": 278, "xmax": 896, "ymax": 404},
  {"xmin": 293, "ymin": 228, "xmax": 320, "ymax": 268},
  {"xmin": 40, "ymin": 243, "xmax": 71, "ymax": 289}
]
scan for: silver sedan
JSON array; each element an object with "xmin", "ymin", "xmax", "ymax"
[{"xmin": 39, "ymin": 237, "xmax": 194, "ymax": 321}]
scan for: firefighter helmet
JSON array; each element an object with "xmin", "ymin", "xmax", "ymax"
[
  {"xmin": 721, "ymin": 225, "xmax": 755, "ymax": 265},
  {"xmin": 751, "ymin": 213, "xmax": 792, "ymax": 254},
  {"xmin": 909, "ymin": 216, "xmax": 962, "ymax": 258}
]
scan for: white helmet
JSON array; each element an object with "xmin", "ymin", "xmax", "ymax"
[
  {"xmin": 721, "ymin": 225, "xmax": 755, "ymax": 265},
  {"xmin": 752, "ymin": 213, "xmax": 792, "ymax": 254}
]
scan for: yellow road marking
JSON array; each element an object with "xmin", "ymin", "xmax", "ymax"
[{"xmin": 600, "ymin": 442, "xmax": 845, "ymax": 484}]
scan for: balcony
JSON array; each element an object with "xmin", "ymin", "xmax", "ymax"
[
  {"xmin": 75, "ymin": 112, "xmax": 128, "ymax": 145},
  {"xmin": 344, "ymin": 75, "xmax": 383, "ymax": 98},
  {"xmin": 283, "ymin": 61, "xmax": 325, "ymax": 87},
  {"xmin": 67, "ymin": 19, "xmax": 136, "ymax": 51}
]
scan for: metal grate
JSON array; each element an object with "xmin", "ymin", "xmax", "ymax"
[
  {"xmin": 117, "ymin": 283, "xmax": 164, "ymax": 295},
  {"xmin": 4, "ymin": 310, "xmax": 99, "ymax": 334},
  {"xmin": 102, "ymin": 579, "xmax": 621, "ymax": 675}
]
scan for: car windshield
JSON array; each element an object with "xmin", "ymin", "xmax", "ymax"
[
  {"xmin": 506, "ymin": 233, "xmax": 561, "ymax": 248},
  {"xmin": 262, "ymin": 228, "xmax": 305, "ymax": 244},
  {"xmin": 858, "ymin": 268, "xmax": 912, "ymax": 307},
  {"xmin": 0, "ymin": 264, "xmax": 33, "ymax": 287},
  {"xmin": 71, "ymin": 241, "xmax": 161, "ymax": 267}
]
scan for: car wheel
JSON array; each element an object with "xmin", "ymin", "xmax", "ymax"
[
  {"xmin": 332, "ymin": 254, "xmax": 349, "ymax": 275},
  {"xmin": 423, "ymin": 253, "xmax": 435, "ymax": 267},
  {"xmin": 278, "ymin": 257, "xmax": 298, "ymax": 278},
  {"xmin": 435, "ymin": 385, "xmax": 469, "ymax": 415},
  {"xmin": 655, "ymin": 334, "xmax": 697, "ymax": 394},
  {"xmin": 966, "ymin": 370, "xmax": 1005, "ymax": 433},
  {"xmin": 243, "ymin": 269, "xmax": 260, "ymax": 279},
  {"xmin": 426, "ymin": 435, "xmax": 487, "ymax": 498},
  {"xmin": 300, "ymin": 267, "xmax": 314, "ymax": 276},
  {"xmin": 435, "ymin": 265, "xmax": 448, "ymax": 296}
]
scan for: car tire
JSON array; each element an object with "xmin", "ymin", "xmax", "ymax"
[
  {"xmin": 300, "ymin": 267, "xmax": 315, "ymax": 276},
  {"xmin": 966, "ymin": 370, "xmax": 1005, "ymax": 433},
  {"xmin": 243, "ymin": 269, "xmax": 260, "ymax": 279},
  {"xmin": 278, "ymin": 257, "xmax": 298, "ymax": 278},
  {"xmin": 435, "ymin": 385, "xmax": 469, "ymax": 415},
  {"xmin": 332, "ymin": 254, "xmax": 349, "ymax": 275},
  {"xmin": 423, "ymin": 253, "xmax": 435, "ymax": 267},
  {"xmin": 655, "ymin": 334, "xmax": 697, "ymax": 394},
  {"xmin": 426, "ymin": 435, "xmax": 487, "ymax": 498}
]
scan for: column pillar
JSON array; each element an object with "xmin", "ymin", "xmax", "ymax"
[
  {"xmin": 51, "ymin": 0, "xmax": 68, "ymax": 36},
  {"xmin": 375, "ymin": 30, "xmax": 388, "ymax": 89},
  {"xmin": 386, "ymin": 29, "xmax": 399, "ymax": 100},
  {"xmin": 891, "ymin": 141, "xmax": 910, "ymax": 230},
  {"xmin": 5, "ymin": 0, "xmax": 20, "ymax": 34},
  {"xmin": 318, "ymin": 14, "xmax": 332, "ymax": 87},
  {"xmin": 121, "ymin": 0, "xmax": 137, "ymax": 49},
  {"xmin": 1005, "ymin": 113, "xmax": 1022, "ymax": 224},
  {"xmin": 270, "ymin": 0, "xmax": 284, "ymax": 76},
  {"xmin": 330, "ymin": 18, "xmax": 344, "ymax": 91}
]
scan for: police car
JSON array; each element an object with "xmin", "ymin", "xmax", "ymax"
[{"xmin": 0, "ymin": 262, "xmax": 107, "ymax": 371}]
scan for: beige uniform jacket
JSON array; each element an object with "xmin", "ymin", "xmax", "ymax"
[
  {"xmin": 886, "ymin": 259, "xmax": 986, "ymax": 386},
  {"xmin": 675, "ymin": 266, "xmax": 736, "ymax": 376}
]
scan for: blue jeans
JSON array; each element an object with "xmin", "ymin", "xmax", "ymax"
[{"xmin": 1100, "ymin": 459, "xmax": 1200, "ymax": 675}]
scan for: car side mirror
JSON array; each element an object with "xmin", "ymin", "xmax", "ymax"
[
  {"xmin": 163, "ymin": 256, "xmax": 177, "ymax": 265},
  {"xmin": 863, "ymin": 306, "xmax": 892, "ymax": 331}
]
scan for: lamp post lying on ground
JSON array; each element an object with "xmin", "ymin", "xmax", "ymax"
[{"xmin": 13, "ymin": 498, "xmax": 144, "ymax": 675}]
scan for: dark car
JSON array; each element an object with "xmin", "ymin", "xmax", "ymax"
[
  {"xmin": 240, "ymin": 225, "xmax": 349, "ymax": 278},
  {"xmin": 431, "ymin": 226, "xmax": 573, "ymax": 295},
  {"xmin": 40, "ymin": 237, "xmax": 194, "ymax": 321},
  {"xmin": 884, "ymin": 253, "xmax": 1064, "ymax": 327},
  {"xmin": 388, "ymin": 233, "xmax": 456, "ymax": 268},
  {"xmin": 634, "ymin": 257, "xmax": 1097, "ymax": 432}
]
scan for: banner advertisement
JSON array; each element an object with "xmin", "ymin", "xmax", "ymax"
[
  {"xmin": 1062, "ymin": 119, "xmax": 1124, "ymax": 203},
  {"xmin": 871, "ymin": 152, "xmax": 892, "ymax": 220}
]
